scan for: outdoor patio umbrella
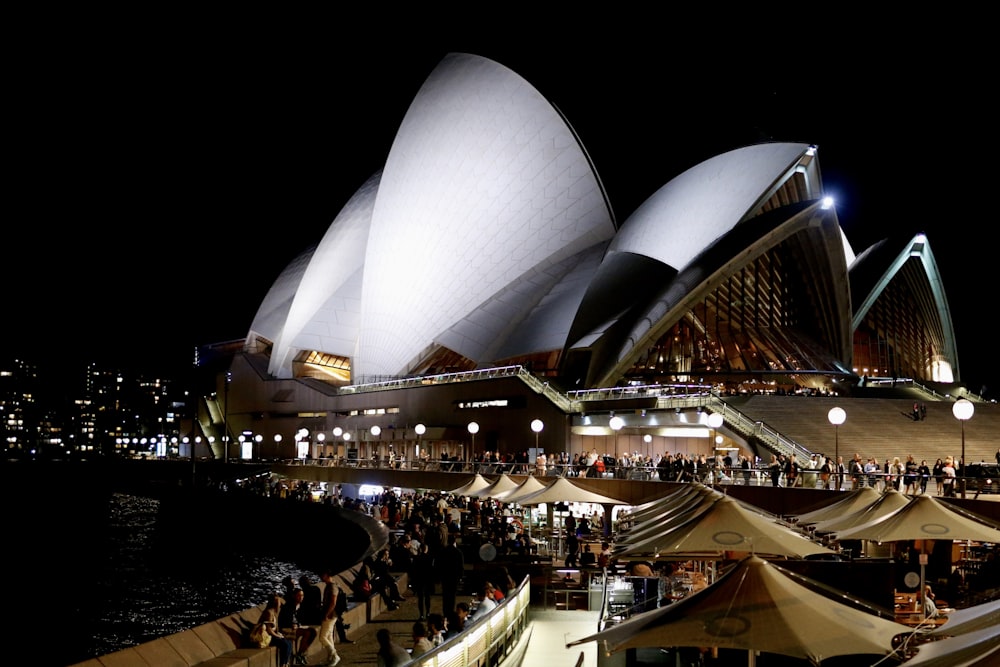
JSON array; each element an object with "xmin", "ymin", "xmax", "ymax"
[
  {"xmin": 616, "ymin": 495, "xmax": 833, "ymax": 559},
  {"xmin": 514, "ymin": 476, "xmax": 627, "ymax": 547},
  {"xmin": 808, "ymin": 488, "xmax": 911, "ymax": 534},
  {"xmin": 477, "ymin": 472, "xmax": 521, "ymax": 499},
  {"xmin": 791, "ymin": 486, "xmax": 883, "ymax": 526},
  {"xmin": 927, "ymin": 598, "xmax": 1000, "ymax": 638},
  {"xmin": 566, "ymin": 554, "xmax": 913, "ymax": 665},
  {"xmin": 492, "ymin": 474, "xmax": 547, "ymax": 503},
  {"xmin": 514, "ymin": 476, "xmax": 628, "ymax": 506},
  {"xmin": 899, "ymin": 625, "xmax": 1000, "ymax": 667},
  {"xmin": 618, "ymin": 485, "xmax": 721, "ymax": 537},
  {"xmin": 448, "ymin": 473, "xmax": 494, "ymax": 497},
  {"xmin": 614, "ymin": 489, "xmax": 721, "ymax": 547},
  {"xmin": 830, "ymin": 494, "xmax": 1000, "ymax": 544},
  {"xmin": 623, "ymin": 484, "xmax": 705, "ymax": 523}
]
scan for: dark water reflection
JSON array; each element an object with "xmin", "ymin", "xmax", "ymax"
[{"xmin": 28, "ymin": 493, "xmax": 318, "ymax": 666}]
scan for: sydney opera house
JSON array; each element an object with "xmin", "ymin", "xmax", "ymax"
[{"xmin": 196, "ymin": 53, "xmax": 968, "ymax": 466}]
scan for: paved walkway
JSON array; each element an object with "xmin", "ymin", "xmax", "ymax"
[{"xmin": 309, "ymin": 588, "xmax": 599, "ymax": 667}]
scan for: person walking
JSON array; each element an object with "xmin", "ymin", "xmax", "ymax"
[
  {"xmin": 410, "ymin": 541, "xmax": 434, "ymax": 620},
  {"xmin": 317, "ymin": 570, "xmax": 341, "ymax": 667},
  {"xmin": 435, "ymin": 534, "xmax": 465, "ymax": 617},
  {"xmin": 942, "ymin": 456, "xmax": 957, "ymax": 497},
  {"xmin": 933, "ymin": 458, "xmax": 945, "ymax": 495},
  {"xmin": 918, "ymin": 459, "xmax": 931, "ymax": 495}
]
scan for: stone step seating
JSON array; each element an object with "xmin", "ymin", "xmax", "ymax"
[
  {"xmin": 730, "ymin": 395, "xmax": 998, "ymax": 468},
  {"xmin": 69, "ymin": 569, "xmax": 409, "ymax": 667}
]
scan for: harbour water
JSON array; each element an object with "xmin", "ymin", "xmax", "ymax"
[{"xmin": 17, "ymin": 492, "xmax": 318, "ymax": 666}]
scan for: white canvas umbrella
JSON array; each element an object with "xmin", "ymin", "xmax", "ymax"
[
  {"xmin": 476, "ymin": 472, "xmax": 521, "ymax": 499},
  {"xmin": 615, "ymin": 489, "xmax": 721, "ymax": 547},
  {"xmin": 514, "ymin": 476, "xmax": 627, "ymax": 506},
  {"xmin": 900, "ymin": 625, "xmax": 1000, "ymax": 667},
  {"xmin": 831, "ymin": 494, "xmax": 1000, "ymax": 544},
  {"xmin": 791, "ymin": 486, "xmax": 883, "ymax": 526},
  {"xmin": 809, "ymin": 488, "xmax": 911, "ymax": 534},
  {"xmin": 927, "ymin": 598, "xmax": 1000, "ymax": 638},
  {"xmin": 492, "ymin": 474, "xmax": 547, "ymax": 503},
  {"xmin": 567, "ymin": 555, "xmax": 912, "ymax": 665},
  {"xmin": 619, "ymin": 485, "xmax": 721, "ymax": 538},
  {"xmin": 448, "ymin": 473, "xmax": 494, "ymax": 497},
  {"xmin": 616, "ymin": 495, "xmax": 834, "ymax": 559},
  {"xmin": 625, "ymin": 484, "xmax": 706, "ymax": 522},
  {"xmin": 514, "ymin": 476, "xmax": 627, "ymax": 549}
]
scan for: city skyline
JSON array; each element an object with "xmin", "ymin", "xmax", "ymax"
[{"xmin": 6, "ymin": 35, "xmax": 996, "ymax": 394}]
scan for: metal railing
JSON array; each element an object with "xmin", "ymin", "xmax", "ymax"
[{"xmin": 407, "ymin": 575, "xmax": 531, "ymax": 667}]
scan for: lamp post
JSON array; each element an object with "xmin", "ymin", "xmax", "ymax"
[
  {"xmin": 273, "ymin": 433, "xmax": 282, "ymax": 459},
  {"xmin": 953, "ymin": 399, "xmax": 974, "ymax": 499},
  {"xmin": 223, "ymin": 370, "xmax": 231, "ymax": 464},
  {"xmin": 316, "ymin": 432, "xmax": 325, "ymax": 459},
  {"xmin": 254, "ymin": 434, "xmax": 263, "ymax": 461},
  {"xmin": 467, "ymin": 421, "xmax": 479, "ymax": 469},
  {"xmin": 415, "ymin": 423, "xmax": 426, "ymax": 461},
  {"xmin": 828, "ymin": 407, "xmax": 846, "ymax": 490},
  {"xmin": 609, "ymin": 415, "xmax": 624, "ymax": 459},
  {"xmin": 371, "ymin": 425, "xmax": 382, "ymax": 466},
  {"xmin": 531, "ymin": 418, "xmax": 544, "ymax": 454},
  {"xmin": 707, "ymin": 412, "xmax": 723, "ymax": 454}
]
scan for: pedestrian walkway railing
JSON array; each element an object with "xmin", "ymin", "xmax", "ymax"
[{"xmin": 407, "ymin": 575, "xmax": 531, "ymax": 667}]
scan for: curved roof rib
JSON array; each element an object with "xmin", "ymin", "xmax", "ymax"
[
  {"xmin": 356, "ymin": 52, "xmax": 615, "ymax": 380},
  {"xmin": 850, "ymin": 233, "xmax": 959, "ymax": 382}
]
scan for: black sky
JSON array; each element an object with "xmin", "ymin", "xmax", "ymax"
[{"xmin": 5, "ymin": 25, "xmax": 997, "ymax": 395}]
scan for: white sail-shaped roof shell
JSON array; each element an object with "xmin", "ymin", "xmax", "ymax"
[
  {"xmin": 356, "ymin": 53, "xmax": 614, "ymax": 379},
  {"xmin": 612, "ymin": 143, "xmax": 815, "ymax": 270},
  {"xmin": 261, "ymin": 173, "xmax": 379, "ymax": 378}
]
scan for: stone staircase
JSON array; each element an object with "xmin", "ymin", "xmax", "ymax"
[{"xmin": 722, "ymin": 394, "xmax": 999, "ymax": 468}]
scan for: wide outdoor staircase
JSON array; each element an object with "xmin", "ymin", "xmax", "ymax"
[{"xmin": 722, "ymin": 394, "xmax": 1000, "ymax": 467}]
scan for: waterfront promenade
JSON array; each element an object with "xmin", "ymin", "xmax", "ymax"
[{"xmin": 324, "ymin": 585, "xmax": 598, "ymax": 667}]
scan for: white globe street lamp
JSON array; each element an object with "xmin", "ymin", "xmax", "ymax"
[
  {"xmin": 531, "ymin": 419, "xmax": 544, "ymax": 452},
  {"xmin": 707, "ymin": 412, "xmax": 723, "ymax": 456},
  {"xmin": 609, "ymin": 415, "xmax": 624, "ymax": 457},
  {"xmin": 415, "ymin": 423, "xmax": 426, "ymax": 459},
  {"xmin": 953, "ymin": 399, "xmax": 974, "ymax": 498},
  {"xmin": 828, "ymin": 407, "xmax": 846, "ymax": 489},
  {"xmin": 468, "ymin": 421, "xmax": 480, "ymax": 466}
]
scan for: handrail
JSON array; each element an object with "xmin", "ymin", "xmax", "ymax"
[{"xmin": 407, "ymin": 574, "xmax": 531, "ymax": 667}]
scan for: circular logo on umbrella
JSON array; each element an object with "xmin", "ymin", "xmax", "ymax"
[
  {"xmin": 704, "ymin": 614, "xmax": 751, "ymax": 637},
  {"xmin": 712, "ymin": 531, "xmax": 748, "ymax": 546},
  {"xmin": 919, "ymin": 523, "xmax": 950, "ymax": 536}
]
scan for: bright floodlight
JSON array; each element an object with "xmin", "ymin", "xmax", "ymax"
[
  {"xmin": 609, "ymin": 416, "xmax": 624, "ymax": 431},
  {"xmin": 952, "ymin": 399, "xmax": 974, "ymax": 421},
  {"xmin": 828, "ymin": 407, "xmax": 846, "ymax": 426},
  {"xmin": 531, "ymin": 419, "xmax": 544, "ymax": 434},
  {"xmin": 370, "ymin": 425, "xmax": 382, "ymax": 437},
  {"xmin": 415, "ymin": 423, "xmax": 426, "ymax": 436},
  {"xmin": 333, "ymin": 427, "xmax": 343, "ymax": 437},
  {"xmin": 707, "ymin": 413, "xmax": 723, "ymax": 429}
]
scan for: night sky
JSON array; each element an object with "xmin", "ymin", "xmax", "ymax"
[{"xmin": 6, "ymin": 26, "xmax": 996, "ymax": 395}]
